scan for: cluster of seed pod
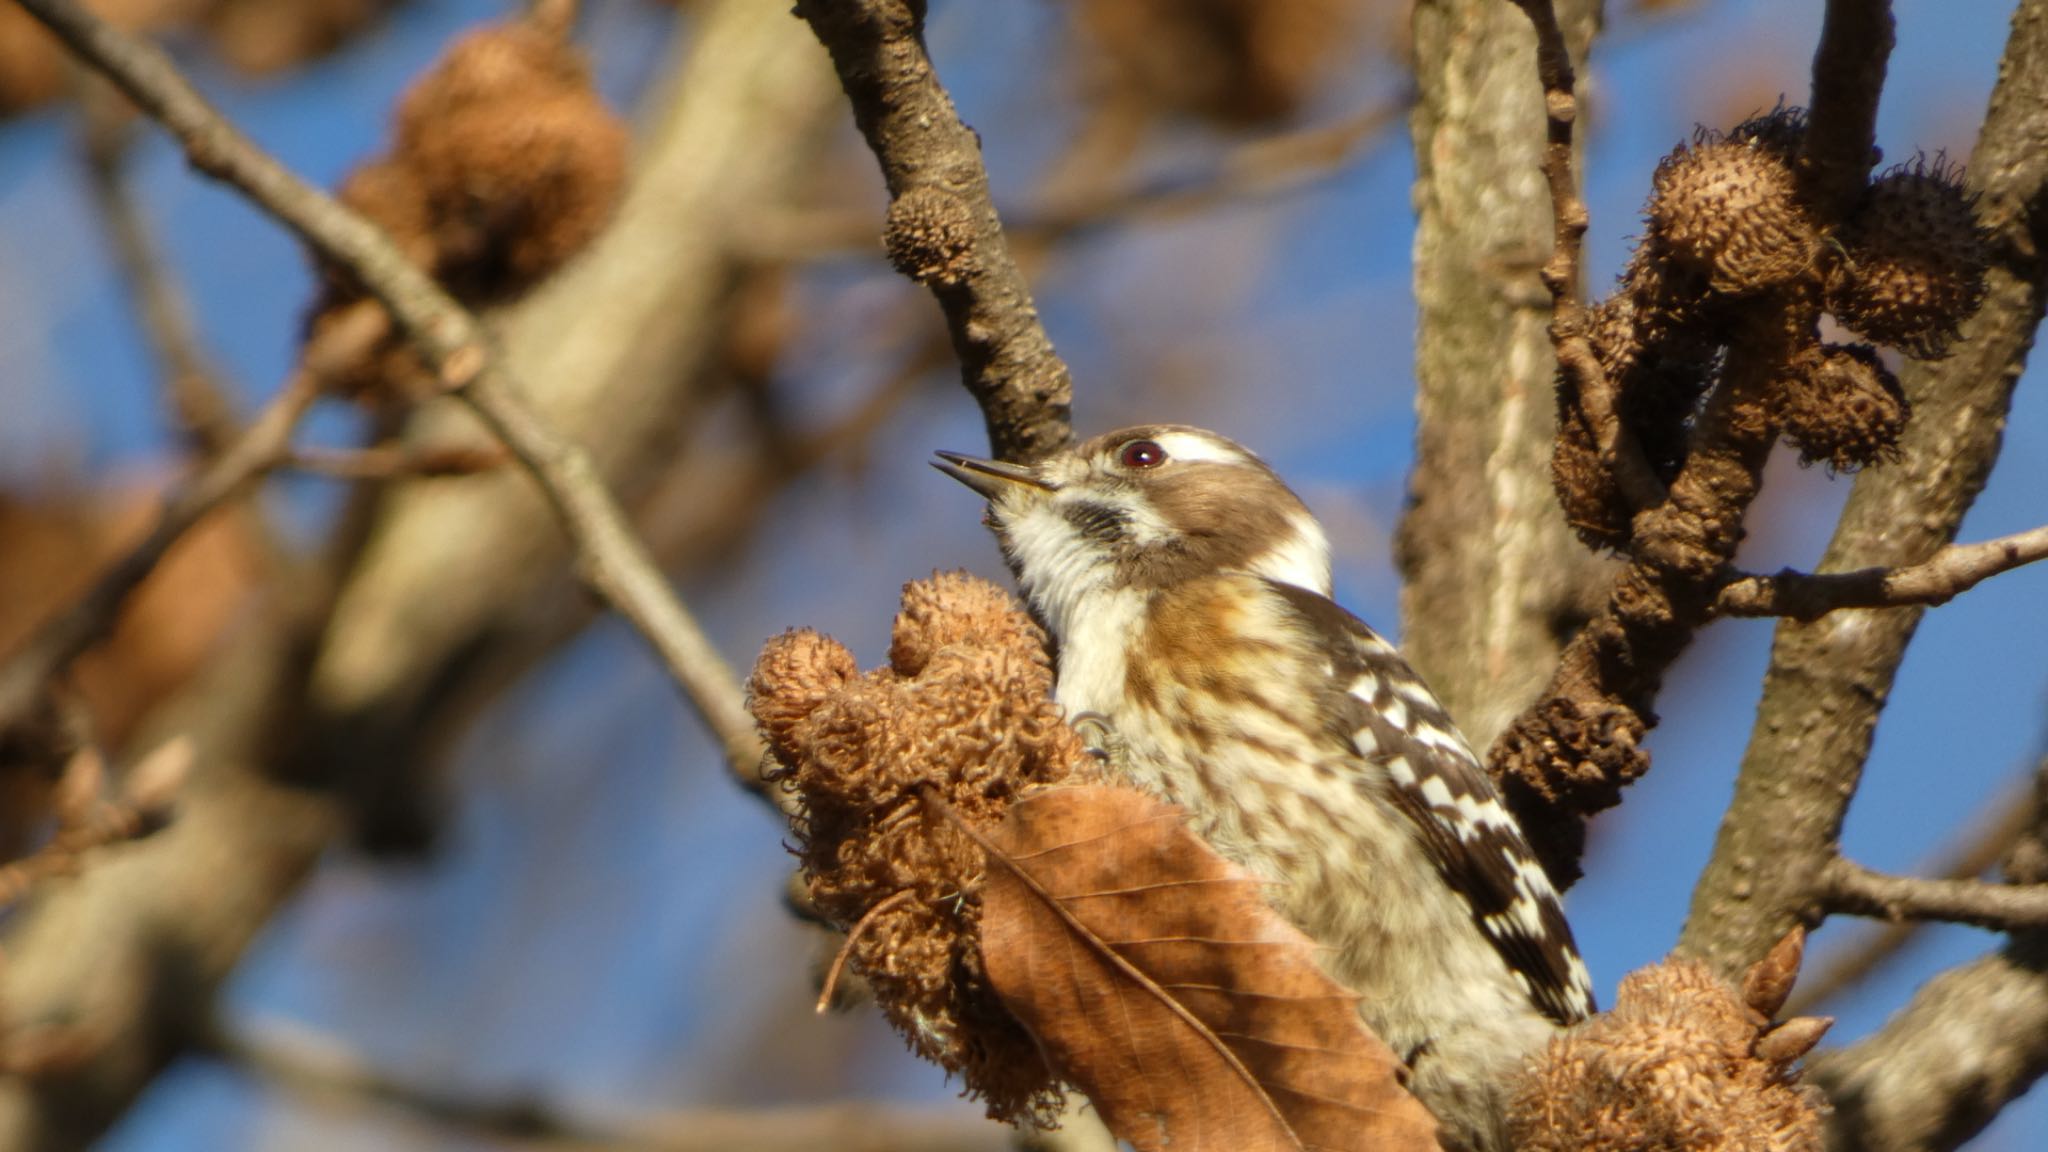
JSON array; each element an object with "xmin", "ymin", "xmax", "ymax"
[
  {"xmin": 1555, "ymin": 108, "xmax": 1988, "ymax": 550},
  {"xmin": 749, "ymin": 572, "xmax": 1082, "ymax": 1125},
  {"xmin": 306, "ymin": 19, "xmax": 628, "ymax": 399}
]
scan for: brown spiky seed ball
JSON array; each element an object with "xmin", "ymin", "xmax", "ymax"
[
  {"xmin": 1774, "ymin": 344, "xmax": 1908, "ymax": 471},
  {"xmin": 890, "ymin": 569, "xmax": 1050, "ymax": 678},
  {"xmin": 747, "ymin": 628, "xmax": 857, "ymax": 766},
  {"xmin": 402, "ymin": 88, "xmax": 629, "ymax": 302},
  {"xmin": 394, "ymin": 25, "xmax": 591, "ymax": 149},
  {"xmin": 883, "ymin": 187, "xmax": 976, "ymax": 289},
  {"xmin": 1507, "ymin": 957, "xmax": 1826, "ymax": 1152},
  {"xmin": 748, "ymin": 574, "xmax": 1082, "ymax": 1124},
  {"xmin": 1826, "ymin": 162, "xmax": 1988, "ymax": 359},
  {"xmin": 1649, "ymin": 134, "xmax": 1821, "ymax": 295},
  {"xmin": 331, "ymin": 159, "xmax": 438, "ymax": 291}
]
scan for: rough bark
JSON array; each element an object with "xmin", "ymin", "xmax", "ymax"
[
  {"xmin": 1400, "ymin": 0, "xmax": 1610, "ymax": 751},
  {"xmin": 1808, "ymin": 754, "xmax": 2048, "ymax": 1152},
  {"xmin": 1680, "ymin": 0, "xmax": 2048, "ymax": 981},
  {"xmin": 794, "ymin": 0, "xmax": 1074, "ymax": 464}
]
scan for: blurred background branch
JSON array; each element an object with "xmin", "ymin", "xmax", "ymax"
[{"xmin": 0, "ymin": 1, "xmax": 2040, "ymax": 1150}]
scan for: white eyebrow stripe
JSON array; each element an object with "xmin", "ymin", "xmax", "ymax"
[{"xmin": 1150, "ymin": 431, "xmax": 1248, "ymax": 466}]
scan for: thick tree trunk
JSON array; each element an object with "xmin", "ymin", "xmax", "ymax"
[{"xmin": 1401, "ymin": 0, "xmax": 1610, "ymax": 750}]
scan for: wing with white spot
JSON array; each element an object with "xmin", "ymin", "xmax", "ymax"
[{"xmin": 1266, "ymin": 581, "xmax": 1596, "ymax": 1025}]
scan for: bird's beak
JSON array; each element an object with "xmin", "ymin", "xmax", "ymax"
[{"xmin": 932, "ymin": 450, "xmax": 1057, "ymax": 500}]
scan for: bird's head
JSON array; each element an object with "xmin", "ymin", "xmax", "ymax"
[{"xmin": 934, "ymin": 425, "xmax": 1331, "ymax": 634}]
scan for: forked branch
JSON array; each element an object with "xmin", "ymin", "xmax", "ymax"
[
  {"xmin": 1716, "ymin": 523, "xmax": 2048, "ymax": 618},
  {"xmin": 11, "ymin": 0, "xmax": 773, "ymax": 803}
]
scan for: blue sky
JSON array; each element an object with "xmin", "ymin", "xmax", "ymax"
[{"xmin": 0, "ymin": 0, "xmax": 2040, "ymax": 1147}]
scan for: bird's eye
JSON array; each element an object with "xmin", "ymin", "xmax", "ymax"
[{"xmin": 1119, "ymin": 439, "xmax": 1167, "ymax": 470}]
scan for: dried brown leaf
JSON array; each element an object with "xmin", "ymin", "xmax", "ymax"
[{"xmin": 972, "ymin": 785, "xmax": 1439, "ymax": 1152}]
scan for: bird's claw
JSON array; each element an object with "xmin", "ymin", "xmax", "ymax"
[{"xmin": 1071, "ymin": 711, "xmax": 1127, "ymax": 770}]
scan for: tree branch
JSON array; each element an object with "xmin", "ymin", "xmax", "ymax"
[
  {"xmin": 10, "ymin": 0, "xmax": 772, "ymax": 802},
  {"xmin": 1786, "ymin": 781, "xmax": 2034, "ymax": 1015},
  {"xmin": 78, "ymin": 79, "xmax": 239, "ymax": 458},
  {"xmin": 1715, "ymin": 522, "xmax": 2048, "ymax": 618},
  {"xmin": 228, "ymin": 1022, "xmax": 1010, "ymax": 1152},
  {"xmin": 1680, "ymin": 0, "xmax": 2048, "ymax": 980},
  {"xmin": 1502, "ymin": 0, "xmax": 1663, "ymax": 513},
  {"xmin": 1798, "ymin": 0, "xmax": 1895, "ymax": 215},
  {"xmin": 1821, "ymin": 856, "xmax": 2048, "ymax": 933},
  {"xmin": 283, "ymin": 444, "xmax": 509, "ymax": 480},
  {"xmin": 0, "ymin": 334, "xmax": 335, "ymax": 734},
  {"xmin": 1401, "ymin": 0, "xmax": 1612, "ymax": 751},
  {"xmin": 791, "ymin": 0, "xmax": 1072, "ymax": 464},
  {"xmin": 1809, "ymin": 748, "xmax": 2048, "ymax": 1152}
]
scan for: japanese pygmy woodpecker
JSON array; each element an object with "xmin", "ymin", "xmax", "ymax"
[{"xmin": 936, "ymin": 424, "xmax": 1593, "ymax": 1152}]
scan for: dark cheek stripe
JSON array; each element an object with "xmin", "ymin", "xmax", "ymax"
[{"xmin": 1064, "ymin": 501, "xmax": 1130, "ymax": 544}]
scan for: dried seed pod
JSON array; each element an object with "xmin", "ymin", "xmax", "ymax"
[
  {"xmin": 394, "ymin": 24, "xmax": 591, "ymax": 147},
  {"xmin": 403, "ymin": 87, "xmax": 629, "ymax": 303},
  {"xmin": 329, "ymin": 160, "xmax": 438, "ymax": 291},
  {"xmin": 748, "ymin": 573, "xmax": 1083, "ymax": 1124},
  {"xmin": 884, "ymin": 187, "xmax": 976, "ymax": 288},
  {"xmin": 1826, "ymin": 160, "xmax": 1989, "ymax": 358},
  {"xmin": 748, "ymin": 628, "xmax": 858, "ymax": 766},
  {"xmin": 1552, "ymin": 254, "xmax": 1722, "ymax": 553},
  {"xmin": 1648, "ymin": 121, "xmax": 1821, "ymax": 295},
  {"xmin": 305, "ymin": 19, "xmax": 628, "ymax": 399},
  {"xmin": 1552, "ymin": 390, "xmax": 1634, "ymax": 552},
  {"xmin": 1508, "ymin": 957, "xmax": 1827, "ymax": 1152},
  {"xmin": 1773, "ymin": 343, "xmax": 1908, "ymax": 471},
  {"xmin": 888, "ymin": 569, "xmax": 1049, "ymax": 678},
  {"xmin": 1727, "ymin": 104, "xmax": 1810, "ymax": 154}
]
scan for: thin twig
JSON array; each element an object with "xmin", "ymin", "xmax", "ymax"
[
  {"xmin": 792, "ymin": 0, "xmax": 1072, "ymax": 464},
  {"xmin": 78, "ymin": 79, "xmax": 239, "ymax": 458},
  {"xmin": 0, "ymin": 349, "xmax": 333, "ymax": 733},
  {"xmin": 817, "ymin": 888, "xmax": 914, "ymax": 1013},
  {"xmin": 1505, "ymin": 0, "xmax": 1665, "ymax": 512},
  {"xmin": 0, "ymin": 736, "xmax": 190, "ymax": 907},
  {"xmin": 1787, "ymin": 782, "xmax": 2034, "ymax": 1015},
  {"xmin": 11, "ymin": 0, "xmax": 774, "ymax": 804},
  {"xmin": 283, "ymin": 444, "xmax": 510, "ymax": 480},
  {"xmin": 745, "ymin": 98, "xmax": 1409, "ymax": 264},
  {"xmin": 1716, "ymin": 523, "xmax": 2048, "ymax": 619},
  {"xmin": 1821, "ymin": 856, "xmax": 2048, "ymax": 933}
]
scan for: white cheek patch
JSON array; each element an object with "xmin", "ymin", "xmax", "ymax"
[
  {"xmin": 1247, "ymin": 509, "xmax": 1332, "ymax": 596},
  {"xmin": 1002, "ymin": 503, "xmax": 1105, "ymax": 616},
  {"xmin": 1114, "ymin": 493, "xmax": 1176, "ymax": 548}
]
